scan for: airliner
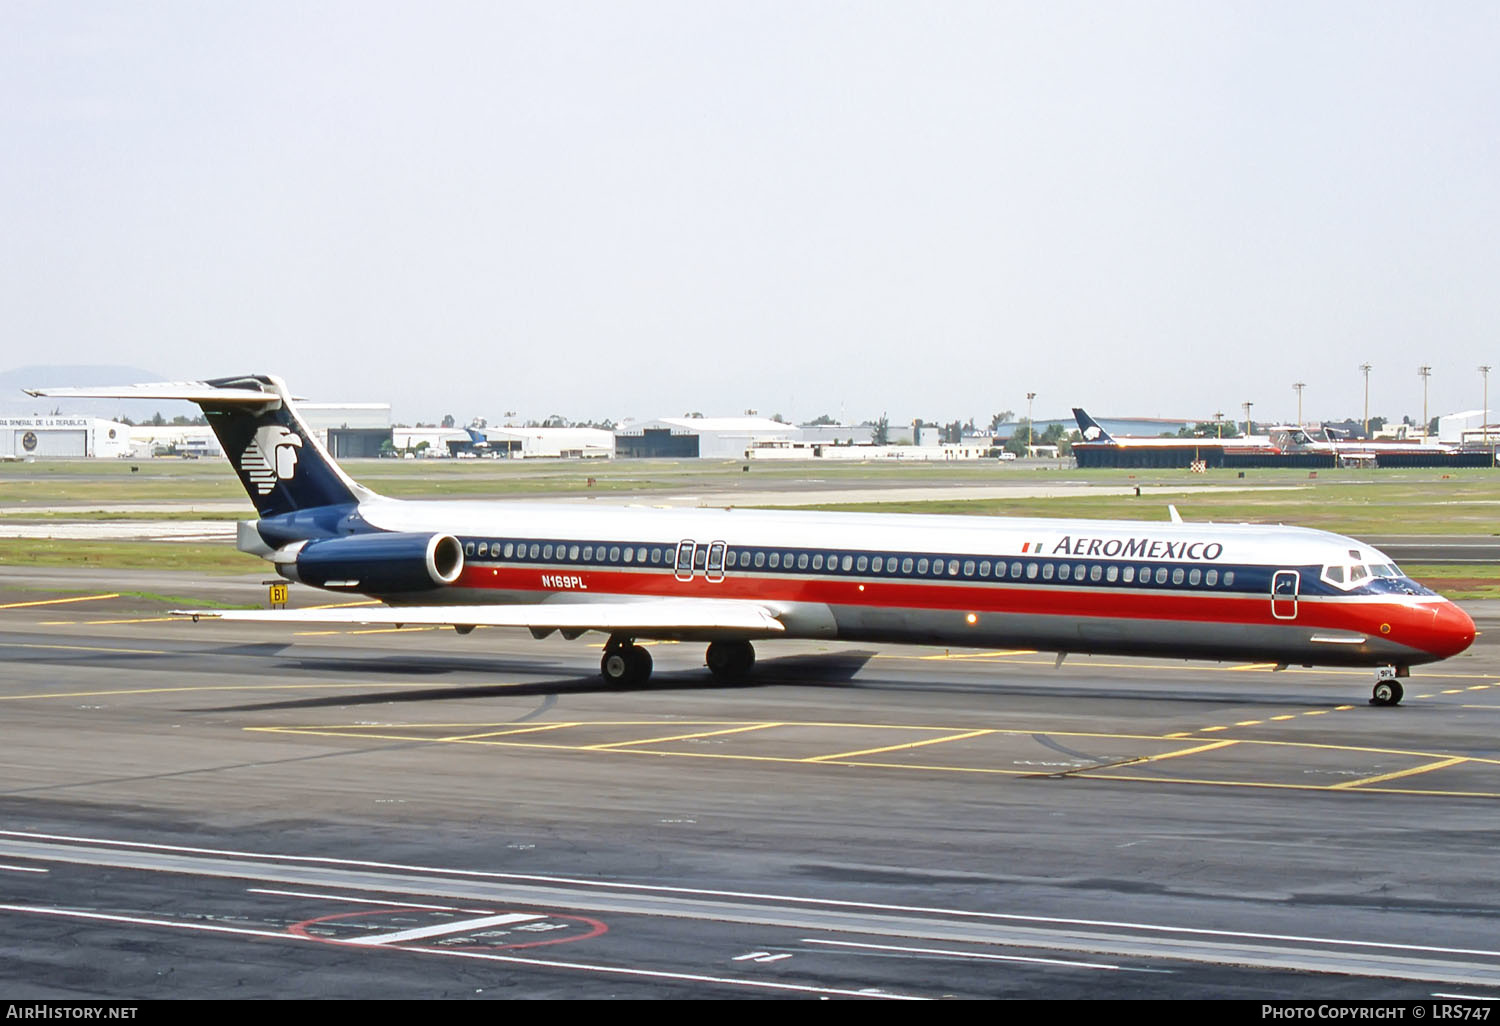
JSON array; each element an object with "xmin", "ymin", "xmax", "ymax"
[
  {"xmin": 1072, "ymin": 409, "xmax": 1281, "ymax": 453},
  {"xmin": 27, "ymin": 376, "xmax": 1475, "ymax": 706}
]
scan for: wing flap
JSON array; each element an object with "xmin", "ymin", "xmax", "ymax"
[{"xmin": 174, "ymin": 599, "xmax": 786, "ymax": 635}]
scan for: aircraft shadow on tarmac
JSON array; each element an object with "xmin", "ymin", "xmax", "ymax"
[{"xmin": 190, "ymin": 650, "xmax": 880, "ymax": 713}]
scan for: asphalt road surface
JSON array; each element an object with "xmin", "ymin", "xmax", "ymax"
[{"xmin": 2, "ymin": 569, "xmax": 1500, "ymax": 1000}]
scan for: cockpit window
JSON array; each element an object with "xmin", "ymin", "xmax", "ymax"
[{"xmin": 1322, "ymin": 561, "xmax": 1403, "ymax": 590}]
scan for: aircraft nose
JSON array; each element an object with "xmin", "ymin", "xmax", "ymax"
[{"xmin": 1422, "ymin": 600, "xmax": 1476, "ymax": 659}]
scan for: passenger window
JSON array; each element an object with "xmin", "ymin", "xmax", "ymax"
[
  {"xmin": 1224, "ymin": 571, "xmax": 1235, "ymax": 586},
  {"xmin": 503, "ymin": 542, "xmax": 514, "ymax": 558},
  {"xmin": 1042, "ymin": 563, "xmax": 1055, "ymax": 580},
  {"xmin": 1189, "ymin": 568, "xmax": 1201, "ymax": 585},
  {"xmin": 1090, "ymin": 565, "xmax": 1102, "ymax": 582},
  {"xmin": 856, "ymin": 555, "xmax": 868, "ymax": 572},
  {"xmin": 1172, "ymin": 568, "xmax": 1184, "ymax": 585},
  {"xmin": 963, "ymin": 560, "xmax": 975, "ymax": 576},
  {"xmin": 543, "ymin": 544, "xmax": 553, "ymax": 559},
  {"xmin": 1058, "ymin": 564, "xmax": 1071, "ymax": 581},
  {"xmin": 813, "ymin": 554, "xmax": 824, "ymax": 570},
  {"xmin": 948, "ymin": 560, "xmax": 959, "ymax": 576},
  {"xmin": 1122, "ymin": 566, "xmax": 1134, "ymax": 583},
  {"xmin": 979, "ymin": 561, "xmax": 990, "ymax": 577},
  {"xmin": 769, "ymin": 552, "xmax": 780, "ymax": 569},
  {"xmin": 872, "ymin": 556, "xmax": 883, "ymax": 573},
  {"xmin": 529, "ymin": 543, "xmax": 540, "ymax": 559},
  {"xmin": 623, "ymin": 547, "xmax": 634, "ymax": 563},
  {"xmin": 609, "ymin": 546, "xmax": 621, "ymax": 562},
  {"xmin": 465, "ymin": 542, "xmax": 475, "ymax": 556},
  {"xmin": 1155, "ymin": 567, "xmax": 1168, "ymax": 584},
  {"xmin": 1026, "ymin": 562, "xmax": 1038, "ymax": 579},
  {"xmin": 651, "ymin": 548, "xmax": 663, "ymax": 564},
  {"xmin": 903, "ymin": 558, "xmax": 915, "ymax": 573},
  {"xmin": 1074, "ymin": 564, "xmax": 1084, "ymax": 580},
  {"xmin": 582, "ymin": 545, "xmax": 593, "ymax": 561},
  {"xmin": 693, "ymin": 546, "xmax": 708, "ymax": 570},
  {"xmin": 754, "ymin": 551, "xmax": 765, "ymax": 568},
  {"xmin": 569, "ymin": 545, "xmax": 580, "ymax": 560},
  {"xmin": 798, "ymin": 553, "xmax": 809, "ymax": 570},
  {"xmin": 842, "ymin": 555, "xmax": 854, "ymax": 571},
  {"xmin": 1205, "ymin": 569, "xmax": 1218, "ymax": 586},
  {"xmin": 1105, "ymin": 565, "xmax": 1117, "ymax": 582},
  {"xmin": 917, "ymin": 558, "xmax": 929, "ymax": 574},
  {"xmin": 477, "ymin": 542, "xmax": 487, "ymax": 556},
  {"xmin": 1012, "ymin": 562, "xmax": 1023, "ymax": 578}
]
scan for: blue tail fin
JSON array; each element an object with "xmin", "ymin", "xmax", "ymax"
[
  {"xmin": 1072, "ymin": 408, "xmax": 1117, "ymax": 444},
  {"xmin": 23, "ymin": 375, "xmax": 374, "ymax": 517}
]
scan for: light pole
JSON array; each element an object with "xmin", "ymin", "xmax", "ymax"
[
  {"xmin": 1214, "ymin": 411, "xmax": 1224, "ymax": 439},
  {"xmin": 1293, "ymin": 382, "xmax": 1306, "ymax": 429},
  {"xmin": 1360, "ymin": 363, "xmax": 1372, "ymax": 436},
  {"xmin": 1242, "ymin": 401, "xmax": 1254, "ymax": 437},
  {"xmin": 1419, "ymin": 365, "xmax": 1432, "ymax": 439},
  {"xmin": 1026, "ymin": 392, "xmax": 1036, "ymax": 456},
  {"xmin": 1482, "ymin": 365, "xmax": 1492, "ymax": 463}
]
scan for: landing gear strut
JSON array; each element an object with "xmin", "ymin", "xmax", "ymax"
[
  {"xmin": 601, "ymin": 636, "xmax": 653, "ymax": 686},
  {"xmin": 705, "ymin": 640, "xmax": 756, "ymax": 682},
  {"xmin": 1370, "ymin": 665, "xmax": 1405, "ymax": 707}
]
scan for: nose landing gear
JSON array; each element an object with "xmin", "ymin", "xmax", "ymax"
[{"xmin": 1370, "ymin": 665, "xmax": 1407, "ymax": 707}]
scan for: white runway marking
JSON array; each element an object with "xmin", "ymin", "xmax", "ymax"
[{"xmin": 348, "ymin": 912, "xmax": 543, "ymax": 945}]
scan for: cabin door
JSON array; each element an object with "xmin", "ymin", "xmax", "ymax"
[{"xmin": 1271, "ymin": 570, "xmax": 1299, "ymax": 620}]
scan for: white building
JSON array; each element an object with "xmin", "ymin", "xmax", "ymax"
[
  {"xmin": 748, "ymin": 441, "xmax": 1000, "ymax": 461},
  {"xmin": 0, "ymin": 417, "xmax": 133, "ymax": 459},
  {"xmin": 483, "ymin": 427, "xmax": 613, "ymax": 459},
  {"xmin": 1438, "ymin": 410, "xmax": 1487, "ymax": 445},
  {"xmin": 615, "ymin": 417, "xmax": 798, "ymax": 458}
]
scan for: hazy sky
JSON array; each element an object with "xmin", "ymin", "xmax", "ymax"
[{"xmin": 4, "ymin": 2, "xmax": 1497, "ymax": 426}]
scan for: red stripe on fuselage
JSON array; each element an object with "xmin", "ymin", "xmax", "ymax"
[{"xmin": 454, "ymin": 563, "xmax": 1449, "ymax": 648}]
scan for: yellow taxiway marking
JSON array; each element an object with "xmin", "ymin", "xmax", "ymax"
[
  {"xmin": 917, "ymin": 650, "xmax": 1038, "ymax": 661},
  {"xmin": 0, "ymin": 594, "xmax": 120, "ymax": 610},
  {"xmin": 1332, "ymin": 757, "xmax": 1469, "ymax": 790},
  {"xmin": 0, "ymin": 681, "xmax": 516, "ymax": 702},
  {"xmin": 0, "ymin": 642, "xmax": 169, "ymax": 658},
  {"xmin": 1269, "ymin": 715, "xmax": 1298, "ymax": 721},
  {"xmin": 1228, "ymin": 663, "xmax": 1280, "ymax": 671},
  {"xmin": 584, "ymin": 722, "xmax": 784, "ymax": 751},
  {"xmin": 80, "ymin": 617, "xmax": 183, "ymax": 625},
  {"xmin": 302, "ymin": 599, "xmax": 382, "ymax": 610},
  {"xmin": 436, "ymin": 722, "xmax": 585, "ymax": 743},
  {"xmin": 1234, "ymin": 720, "xmax": 1262, "ymax": 726},
  {"xmin": 1137, "ymin": 738, "xmax": 1239, "ymax": 763},
  {"xmin": 247, "ymin": 718, "xmax": 1500, "ymax": 798},
  {"xmin": 805, "ymin": 728, "xmax": 996, "ymax": 763}
]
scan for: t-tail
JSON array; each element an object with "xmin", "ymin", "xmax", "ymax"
[
  {"xmin": 23, "ymin": 374, "xmax": 374, "ymax": 518},
  {"xmin": 1072, "ymin": 408, "xmax": 1117, "ymax": 444}
]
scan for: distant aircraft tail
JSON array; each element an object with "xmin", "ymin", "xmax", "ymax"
[
  {"xmin": 1071, "ymin": 408, "xmax": 1117, "ymax": 444},
  {"xmin": 23, "ymin": 375, "xmax": 373, "ymax": 517}
]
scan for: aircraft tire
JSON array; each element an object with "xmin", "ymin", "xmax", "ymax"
[
  {"xmin": 1370, "ymin": 679, "xmax": 1403, "ymax": 707},
  {"xmin": 705, "ymin": 640, "xmax": 755, "ymax": 682},
  {"xmin": 601, "ymin": 644, "xmax": 652, "ymax": 686}
]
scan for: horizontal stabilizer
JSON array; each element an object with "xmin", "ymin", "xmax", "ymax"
[
  {"xmin": 174, "ymin": 600, "xmax": 787, "ymax": 636},
  {"xmin": 24, "ymin": 380, "xmax": 284, "ymax": 403}
]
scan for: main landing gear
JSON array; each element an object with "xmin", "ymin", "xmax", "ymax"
[
  {"xmin": 1370, "ymin": 665, "xmax": 1407, "ymax": 707},
  {"xmin": 598, "ymin": 638, "xmax": 759, "ymax": 687},
  {"xmin": 705, "ymin": 640, "xmax": 755, "ymax": 683},
  {"xmin": 600, "ymin": 636, "xmax": 653, "ymax": 687}
]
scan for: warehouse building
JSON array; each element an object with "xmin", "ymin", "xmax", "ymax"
[{"xmin": 615, "ymin": 417, "xmax": 798, "ymax": 458}]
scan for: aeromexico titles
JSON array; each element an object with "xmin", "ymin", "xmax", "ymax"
[{"xmin": 27, "ymin": 375, "xmax": 1475, "ymax": 706}]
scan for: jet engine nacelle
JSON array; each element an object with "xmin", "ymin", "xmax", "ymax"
[{"xmin": 284, "ymin": 532, "xmax": 465, "ymax": 593}]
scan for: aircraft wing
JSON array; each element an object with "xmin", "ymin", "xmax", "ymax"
[{"xmin": 174, "ymin": 599, "xmax": 787, "ymax": 637}]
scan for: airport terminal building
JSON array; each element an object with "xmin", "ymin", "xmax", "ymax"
[{"xmin": 0, "ymin": 416, "xmax": 132, "ymax": 459}]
